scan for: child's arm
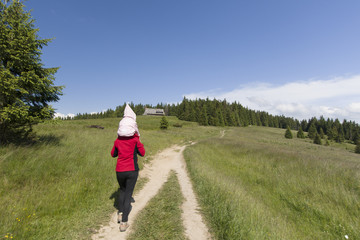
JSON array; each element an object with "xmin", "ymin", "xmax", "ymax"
[{"xmin": 111, "ymin": 141, "xmax": 118, "ymax": 157}]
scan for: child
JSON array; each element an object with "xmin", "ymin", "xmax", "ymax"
[
  {"xmin": 111, "ymin": 103, "xmax": 145, "ymax": 232},
  {"xmin": 117, "ymin": 104, "xmax": 140, "ymax": 137}
]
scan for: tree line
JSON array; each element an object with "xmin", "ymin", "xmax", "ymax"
[{"xmin": 71, "ymin": 97, "xmax": 360, "ymax": 145}]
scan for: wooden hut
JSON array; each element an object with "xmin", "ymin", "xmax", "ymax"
[{"xmin": 143, "ymin": 108, "xmax": 165, "ymax": 116}]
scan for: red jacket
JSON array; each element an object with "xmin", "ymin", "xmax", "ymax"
[{"xmin": 111, "ymin": 134, "xmax": 145, "ymax": 172}]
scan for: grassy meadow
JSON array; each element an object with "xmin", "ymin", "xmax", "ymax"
[
  {"xmin": 184, "ymin": 126, "xmax": 360, "ymax": 239},
  {"xmin": 0, "ymin": 116, "xmax": 219, "ymax": 239},
  {"xmin": 1, "ymin": 116, "xmax": 359, "ymax": 240}
]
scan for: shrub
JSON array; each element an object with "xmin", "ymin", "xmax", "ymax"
[
  {"xmin": 160, "ymin": 116, "xmax": 169, "ymax": 129},
  {"xmin": 314, "ymin": 133, "xmax": 322, "ymax": 145},
  {"xmin": 173, "ymin": 123, "xmax": 183, "ymax": 128},
  {"xmin": 285, "ymin": 126, "xmax": 293, "ymax": 139}
]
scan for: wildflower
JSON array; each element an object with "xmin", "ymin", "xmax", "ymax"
[
  {"xmin": 345, "ymin": 235, "xmax": 349, "ymax": 239},
  {"xmin": 5, "ymin": 235, "xmax": 9, "ymax": 238}
]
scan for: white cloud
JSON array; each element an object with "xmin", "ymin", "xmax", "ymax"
[
  {"xmin": 184, "ymin": 75, "xmax": 360, "ymax": 123},
  {"xmin": 348, "ymin": 102, "xmax": 360, "ymax": 113},
  {"xmin": 54, "ymin": 112, "xmax": 75, "ymax": 119}
]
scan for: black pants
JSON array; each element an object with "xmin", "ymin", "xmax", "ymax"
[{"xmin": 116, "ymin": 171, "xmax": 138, "ymax": 222}]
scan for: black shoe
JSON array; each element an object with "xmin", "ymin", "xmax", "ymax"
[{"xmin": 131, "ymin": 197, "xmax": 135, "ymax": 203}]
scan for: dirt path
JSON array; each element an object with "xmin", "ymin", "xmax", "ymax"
[{"xmin": 92, "ymin": 144, "xmax": 211, "ymax": 240}]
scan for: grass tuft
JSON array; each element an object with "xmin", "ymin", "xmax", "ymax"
[{"xmin": 127, "ymin": 171, "xmax": 187, "ymax": 240}]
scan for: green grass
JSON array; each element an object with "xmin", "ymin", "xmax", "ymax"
[
  {"xmin": 3, "ymin": 118, "xmax": 358, "ymax": 239},
  {"xmin": 127, "ymin": 171, "xmax": 187, "ymax": 240},
  {"xmin": 184, "ymin": 126, "xmax": 360, "ymax": 240},
  {"xmin": 0, "ymin": 116, "xmax": 219, "ymax": 239}
]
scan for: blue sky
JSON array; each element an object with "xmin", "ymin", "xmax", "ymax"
[{"xmin": 24, "ymin": 0, "xmax": 360, "ymax": 122}]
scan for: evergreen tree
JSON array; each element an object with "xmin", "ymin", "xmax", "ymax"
[
  {"xmin": 297, "ymin": 127, "xmax": 305, "ymax": 138},
  {"xmin": 355, "ymin": 141, "xmax": 360, "ymax": 154},
  {"xmin": 319, "ymin": 127, "xmax": 325, "ymax": 139},
  {"xmin": 318, "ymin": 116, "xmax": 326, "ymax": 134},
  {"xmin": 353, "ymin": 131, "xmax": 360, "ymax": 145},
  {"xmin": 285, "ymin": 126, "xmax": 293, "ymax": 139},
  {"xmin": 329, "ymin": 125, "xmax": 339, "ymax": 141},
  {"xmin": 314, "ymin": 133, "xmax": 322, "ymax": 145},
  {"xmin": 217, "ymin": 108, "xmax": 225, "ymax": 127},
  {"xmin": 300, "ymin": 120, "xmax": 308, "ymax": 132},
  {"xmin": 337, "ymin": 125, "xmax": 345, "ymax": 143},
  {"xmin": 160, "ymin": 116, "xmax": 169, "ymax": 129},
  {"xmin": 0, "ymin": 0, "xmax": 63, "ymax": 143},
  {"xmin": 198, "ymin": 105, "xmax": 208, "ymax": 126},
  {"xmin": 308, "ymin": 123, "xmax": 317, "ymax": 139}
]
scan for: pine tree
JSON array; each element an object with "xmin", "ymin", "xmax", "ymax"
[
  {"xmin": 330, "ymin": 124, "xmax": 339, "ymax": 142},
  {"xmin": 285, "ymin": 126, "xmax": 293, "ymax": 139},
  {"xmin": 355, "ymin": 141, "xmax": 360, "ymax": 154},
  {"xmin": 308, "ymin": 123, "xmax": 317, "ymax": 139},
  {"xmin": 337, "ymin": 125, "xmax": 345, "ymax": 143},
  {"xmin": 314, "ymin": 133, "xmax": 322, "ymax": 145},
  {"xmin": 319, "ymin": 127, "xmax": 325, "ymax": 139},
  {"xmin": 297, "ymin": 127, "xmax": 305, "ymax": 138},
  {"xmin": 160, "ymin": 116, "xmax": 169, "ymax": 129},
  {"xmin": 198, "ymin": 105, "xmax": 208, "ymax": 126},
  {"xmin": 353, "ymin": 131, "xmax": 360, "ymax": 145},
  {"xmin": 0, "ymin": 0, "xmax": 63, "ymax": 143}
]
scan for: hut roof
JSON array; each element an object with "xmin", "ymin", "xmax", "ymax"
[{"xmin": 143, "ymin": 108, "xmax": 165, "ymax": 116}]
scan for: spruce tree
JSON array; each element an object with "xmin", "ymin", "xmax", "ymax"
[
  {"xmin": 355, "ymin": 141, "xmax": 360, "ymax": 154},
  {"xmin": 285, "ymin": 126, "xmax": 293, "ymax": 139},
  {"xmin": 319, "ymin": 127, "xmax": 325, "ymax": 139},
  {"xmin": 337, "ymin": 126, "xmax": 345, "ymax": 143},
  {"xmin": 353, "ymin": 131, "xmax": 360, "ymax": 145},
  {"xmin": 308, "ymin": 123, "xmax": 317, "ymax": 139},
  {"xmin": 297, "ymin": 127, "xmax": 305, "ymax": 138},
  {"xmin": 160, "ymin": 116, "xmax": 169, "ymax": 129},
  {"xmin": 330, "ymin": 125, "xmax": 339, "ymax": 141},
  {"xmin": 0, "ymin": 0, "xmax": 63, "ymax": 143},
  {"xmin": 314, "ymin": 133, "xmax": 322, "ymax": 145},
  {"xmin": 198, "ymin": 105, "xmax": 208, "ymax": 126}
]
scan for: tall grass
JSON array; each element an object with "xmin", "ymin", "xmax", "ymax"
[
  {"xmin": 184, "ymin": 126, "xmax": 360, "ymax": 239},
  {"xmin": 0, "ymin": 116, "xmax": 219, "ymax": 239},
  {"xmin": 127, "ymin": 171, "xmax": 187, "ymax": 240}
]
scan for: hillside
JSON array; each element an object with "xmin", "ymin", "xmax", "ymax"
[{"xmin": 1, "ymin": 117, "xmax": 359, "ymax": 239}]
